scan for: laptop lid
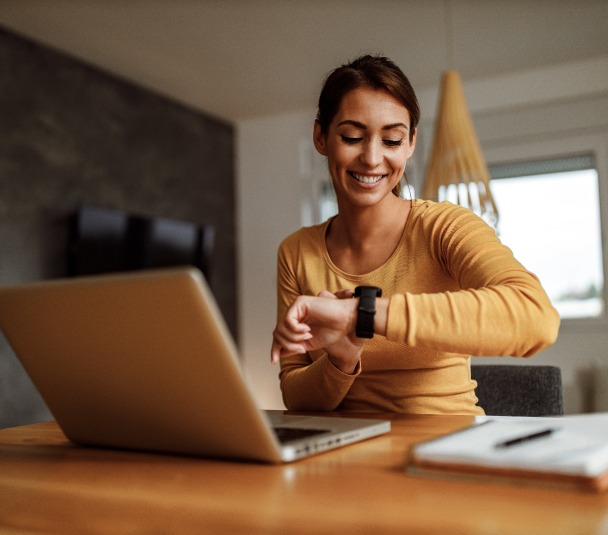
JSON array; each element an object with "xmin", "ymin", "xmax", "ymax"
[{"xmin": 0, "ymin": 268, "xmax": 389, "ymax": 463}]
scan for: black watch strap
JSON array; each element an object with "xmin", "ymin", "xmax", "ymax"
[{"xmin": 354, "ymin": 286, "xmax": 382, "ymax": 339}]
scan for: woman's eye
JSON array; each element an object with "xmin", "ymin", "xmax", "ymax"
[
  {"xmin": 340, "ymin": 135, "xmax": 403, "ymax": 147},
  {"xmin": 384, "ymin": 139, "xmax": 403, "ymax": 147},
  {"xmin": 341, "ymin": 135, "xmax": 363, "ymax": 144}
]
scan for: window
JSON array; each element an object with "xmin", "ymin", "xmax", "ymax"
[{"xmin": 489, "ymin": 154, "xmax": 604, "ymax": 320}]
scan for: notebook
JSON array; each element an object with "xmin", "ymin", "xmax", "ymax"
[
  {"xmin": 0, "ymin": 267, "xmax": 390, "ymax": 463},
  {"xmin": 408, "ymin": 414, "xmax": 608, "ymax": 491}
]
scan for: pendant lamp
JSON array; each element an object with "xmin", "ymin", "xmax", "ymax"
[
  {"xmin": 422, "ymin": 2, "xmax": 499, "ymax": 227},
  {"xmin": 422, "ymin": 71, "xmax": 498, "ymax": 227}
]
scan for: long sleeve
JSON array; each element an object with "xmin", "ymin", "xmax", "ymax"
[
  {"xmin": 384, "ymin": 202, "xmax": 560, "ymax": 357},
  {"xmin": 276, "ymin": 222, "xmax": 359, "ymax": 410}
]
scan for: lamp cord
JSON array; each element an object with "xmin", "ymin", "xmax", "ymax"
[{"xmin": 444, "ymin": 0, "xmax": 455, "ymax": 70}]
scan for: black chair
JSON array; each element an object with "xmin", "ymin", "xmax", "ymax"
[{"xmin": 471, "ymin": 364, "xmax": 564, "ymax": 416}]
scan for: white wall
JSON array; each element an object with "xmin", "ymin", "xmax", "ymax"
[{"xmin": 237, "ymin": 56, "xmax": 608, "ymax": 414}]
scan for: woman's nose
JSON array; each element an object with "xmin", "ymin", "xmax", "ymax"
[{"xmin": 360, "ymin": 140, "xmax": 382, "ymax": 167}]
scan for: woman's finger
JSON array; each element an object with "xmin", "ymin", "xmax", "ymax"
[
  {"xmin": 334, "ymin": 288, "xmax": 355, "ymax": 299},
  {"xmin": 270, "ymin": 338, "xmax": 307, "ymax": 363}
]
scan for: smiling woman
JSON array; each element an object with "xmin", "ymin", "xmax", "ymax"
[
  {"xmin": 312, "ymin": 87, "xmax": 415, "ymax": 238},
  {"xmin": 270, "ymin": 55, "xmax": 560, "ymax": 415},
  {"xmin": 314, "ymin": 55, "xmax": 419, "ymax": 201}
]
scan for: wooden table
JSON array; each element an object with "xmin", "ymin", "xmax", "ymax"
[{"xmin": 1, "ymin": 414, "xmax": 608, "ymax": 534}]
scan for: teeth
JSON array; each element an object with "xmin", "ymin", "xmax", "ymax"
[{"xmin": 352, "ymin": 172, "xmax": 384, "ymax": 184}]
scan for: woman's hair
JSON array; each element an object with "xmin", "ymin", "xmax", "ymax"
[{"xmin": 316, "ymin": 54, "xmax": 420, "ymax": 198}]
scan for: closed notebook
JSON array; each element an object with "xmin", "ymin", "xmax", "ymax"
[{"xmin": 408, "ymin": 413, "xmax": 608, "ymax": 492}]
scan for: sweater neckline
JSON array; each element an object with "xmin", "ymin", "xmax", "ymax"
[{"xmin": 321, "ymin": 199, "xmax": 418, "ymax": 281}]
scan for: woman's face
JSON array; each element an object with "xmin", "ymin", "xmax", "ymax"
[{"xmin": 313, "ymin": 86, "xmax": 416, "ymax": 210}]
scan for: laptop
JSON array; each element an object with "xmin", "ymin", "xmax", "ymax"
[{"xmin": 0, "ymin": 267, "xmax": 390, "ymax": 463}]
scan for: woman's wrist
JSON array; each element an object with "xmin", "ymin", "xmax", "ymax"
[
  {"xmin": 373, "ymin": 297, "xmax": 389, "ymax": 337},
  {"xmin": 324, "ymin": 296, "xmax": 389, "ymax": 373}
]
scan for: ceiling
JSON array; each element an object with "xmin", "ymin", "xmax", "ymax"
[{"xmin": 1, "ymin": 0, "xmax": 607, "ymax": 123}]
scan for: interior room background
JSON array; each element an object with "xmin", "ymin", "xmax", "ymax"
[
  {"xmin": 1, "ymin": 2, "xmax": 607, "ymax": 424},
  {"xmin": 0, "ymin": 28, "xmax": 236, "ymax": 427}
]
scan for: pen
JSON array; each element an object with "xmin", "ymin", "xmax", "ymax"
[{"xmin": 495, "ymin": 428, "xmax": 558, "ymax": 449}]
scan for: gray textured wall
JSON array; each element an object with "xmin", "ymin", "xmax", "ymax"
[{"xmin": 0, "ymin": 27, "xmax": 237, "ymax": 428}]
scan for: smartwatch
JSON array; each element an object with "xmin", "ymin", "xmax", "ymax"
[{"xmin": 354, "ymin": 286, "xmax": 382, "ymax": 339}]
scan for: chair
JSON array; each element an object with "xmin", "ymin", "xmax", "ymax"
[{"xmin": 471, "ymin": 364, "xmax": 564, "ymax": 416}]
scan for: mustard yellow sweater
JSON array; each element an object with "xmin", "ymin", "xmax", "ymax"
[{"xmin": 276, "ymin": 200, "xmax": 560, "ymax": 415}]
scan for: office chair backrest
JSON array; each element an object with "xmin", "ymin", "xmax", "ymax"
[{"xmin": 471, "ymin": 364, "xmax": 564, "ymax": 417}]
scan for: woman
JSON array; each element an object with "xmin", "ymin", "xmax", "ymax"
[{"xmin": 271, "ymin": 55, "xmax": 559, "ymax": 414}]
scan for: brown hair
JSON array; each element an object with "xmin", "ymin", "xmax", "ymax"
[{"xmin": 316, "ymin": 55, "xmax": 420, "ymax": 198}]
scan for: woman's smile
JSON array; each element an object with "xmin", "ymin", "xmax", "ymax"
[
  {"xmin": 349, "ymin": 171, "xmax": 386, "ymax": 185},
  {"xmin": 313, "ymin": 86, "xmax": 416, "ymax": 208}
]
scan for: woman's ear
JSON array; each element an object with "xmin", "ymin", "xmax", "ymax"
[{"xmin": 313, "ymin": 121, "xmax": 328, "ymax": 156}]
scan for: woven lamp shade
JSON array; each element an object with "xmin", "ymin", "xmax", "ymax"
[{"xmin": 422, "ymin": 70, "xmax": 498, "ymax": 227}]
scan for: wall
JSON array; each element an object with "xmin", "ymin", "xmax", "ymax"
[
  {"xmin": 237, "ymin": 56, "xmax": 608, "ymax": 414},
  {"xmin": 236, "ymin": 110, "xmax": 311, "ymax": 409},
  {"xmin": 0, "ymin": 28, "xmax": 236, "ymax": 428}
]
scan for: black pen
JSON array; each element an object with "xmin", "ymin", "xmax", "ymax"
[{"xmin": 495, "ymin": 428, "xmax": 558, "ymax": 449}]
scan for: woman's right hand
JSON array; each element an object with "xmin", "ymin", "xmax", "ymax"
[{"xmin": 270, "ymin": 289, "xmax": 364, "ymax": 374}]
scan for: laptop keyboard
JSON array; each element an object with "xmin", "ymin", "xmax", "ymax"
[{"xmin": 273, "ymin": 427, "xmax": 329, "ymax": 444}]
